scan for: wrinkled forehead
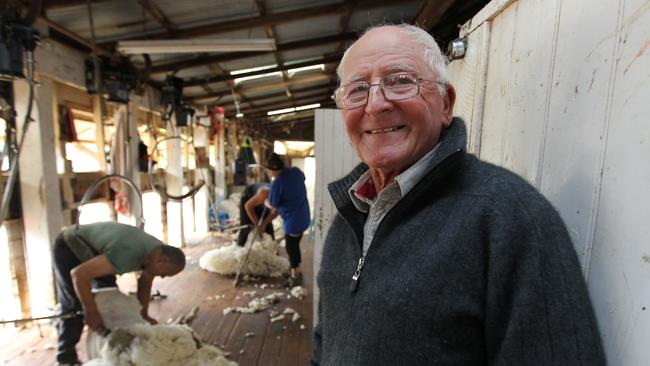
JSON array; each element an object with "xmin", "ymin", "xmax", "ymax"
[{"xmin": 339, "ymin": 27, "xmax": 429, "ymax": 81}]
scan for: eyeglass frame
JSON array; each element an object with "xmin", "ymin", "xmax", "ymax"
[{"xmin": 331, "ymin": 72, "xmax": 446, "ymax": 110}]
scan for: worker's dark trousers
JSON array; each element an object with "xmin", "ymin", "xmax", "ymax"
[
  {"xmin": 52, "ymin": 234, "xmax": 116, "ymax": 363},
  {"xmin": 285, "ymin": 233, "xmax": 303, "ymax": 268}
]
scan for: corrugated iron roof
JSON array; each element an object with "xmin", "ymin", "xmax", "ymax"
[{"xmin": 37, "ymin": 0, "xmax": 487, "ymax": 140}]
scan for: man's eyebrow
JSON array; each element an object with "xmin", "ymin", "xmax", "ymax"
[{"xmin": 384, "ymin": 64, "xmax": 416, "ymax": 73}]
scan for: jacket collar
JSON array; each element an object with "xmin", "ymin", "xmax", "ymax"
[{"xmin": 327, "ymin": 117, "xmax": 468, "ymax": 243}]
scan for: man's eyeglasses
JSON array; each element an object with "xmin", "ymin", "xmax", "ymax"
[{"xmin": 331, "ymin": 72, "xmax": 444, "ymax": 110}]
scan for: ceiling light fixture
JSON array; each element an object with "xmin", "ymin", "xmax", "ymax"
[
  {"xmin": 267, "ymin": 103, "xmax": 321, "ymax": 116},
  {"xmin": 117, "ymin": 39, "xmax": 276, "ymax": 54}
]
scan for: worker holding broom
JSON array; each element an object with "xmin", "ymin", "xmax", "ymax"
[{"xmin": 258, "ymin": 153, "xmax": 310, "ymax": 288}]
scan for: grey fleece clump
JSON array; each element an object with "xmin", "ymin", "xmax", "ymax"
[{"xmin": 311, "ymin": 118, "xmax": 605, "ymax": 365}]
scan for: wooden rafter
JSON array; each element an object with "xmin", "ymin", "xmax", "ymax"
[
  {"xmin": 186, "ymin": 73, "xmax": 334, "ymax": 102},
  {"xmin": 39, "ymin": 15, "xmax": 114, "ymax": 58},
  {"xmin": 137, "ymin": 0, "xmax": 177, "ymax": 32},
  {"xmin": 43, "ymin": 0, "xmax": 109, "ymax": 9},
  {"xmin": 243, "ymin": 95, "xmax": 333, "ymax": 119},
  {"xmin": 151, "ymin": 32, "xmax": 355, "ymax": 74},
  {"xmin": 222, "ymin": 82, "xmax": 337, "ymax": 112},
  {"xmin": 186, "ymin": 53, "xmax": 340, "ymax": 87},
  {"xmin": 254, "ymin": 0, "xmax": 294, "ymax": 102},
  {"xmin": 207, "ymin": 63, "xmax": 247, "ymax": 115},
  {"xmin": 235, "ymin": 91, "xmax": 333, "ymax": 116},
  {"xmin": 415, "ymin": 0, "xmax": 457, "ymax": 31},
  {"xmin": 99, "ymin": 0, "xmax": 417, "ymax": 47}
]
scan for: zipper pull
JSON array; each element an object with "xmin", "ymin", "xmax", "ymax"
[{"xmin": 349, "ymin": 256, "xmax": 365, "ymax": 293}]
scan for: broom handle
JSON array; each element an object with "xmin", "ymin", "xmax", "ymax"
[{"xmin": 233, "ymin": 206, "xmax": 269, "ymax": 287}]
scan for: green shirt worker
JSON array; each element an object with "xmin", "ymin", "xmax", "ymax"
[{"xmin": 52, "ymin": 222, "xmax": 185, "ymax": 365}]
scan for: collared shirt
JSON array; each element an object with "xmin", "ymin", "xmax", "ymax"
[{"xmin": 348, "ymin": 145, "xmax": 440, "ymax": 255}]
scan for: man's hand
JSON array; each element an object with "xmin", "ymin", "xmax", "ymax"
[{"xmin": 84, "ymin": 308, "xmax": 105, "ymax": 332}]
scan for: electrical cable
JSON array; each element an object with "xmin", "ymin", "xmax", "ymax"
[
  {"xmin": 76, "ymin": 174, "xmax": 145, "ymax": 229},
  {"xmin": 0, "ymin": 49, "xmax": 36, "ymax": 227},
  {"xmin": 147, "ymin": 135, "xmax": 205, "ymax": 201}
]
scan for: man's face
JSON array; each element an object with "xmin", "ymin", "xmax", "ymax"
[
  {"xmin": 145, "ymin": 259, "xmax": 182, "ymax": 278},
  {"xmin": 339, "ymin": 27, "xmax": 455, "ymax": 174}
]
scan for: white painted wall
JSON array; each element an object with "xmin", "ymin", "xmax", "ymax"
[
  {"xmin": 312, "ymin": 109, "xmax": 360, "ymax": 322},
  {"xmin": 449, "ymin": 0, "xmax": 650, "ymax": 364}
]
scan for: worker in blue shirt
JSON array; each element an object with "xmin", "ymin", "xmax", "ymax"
[{"xmin": 259, "ymin": 153, "xmax": 310, "ymax": 287}]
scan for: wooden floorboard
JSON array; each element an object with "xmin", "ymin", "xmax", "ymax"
[{"xmin": 1, "ymin": 235, "xmax": 314, "ymax": 365}]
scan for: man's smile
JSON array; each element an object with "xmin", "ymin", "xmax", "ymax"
[{"xmin": 365, "ymin": 125, "xmax": 405, "ymax": 134}]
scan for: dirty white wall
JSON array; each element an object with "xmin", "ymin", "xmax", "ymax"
[
  {"xmin": 448, "ymin": 0, "xmax": 649, "ymax": 364},
  {"xmin": 312, "ymin": 109, "xmax": 360, "ymax": 321}
]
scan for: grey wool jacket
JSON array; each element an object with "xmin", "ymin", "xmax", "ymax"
[{"xmin": 311, "ymin": 118, "xmax": 605, "ymax": 365}]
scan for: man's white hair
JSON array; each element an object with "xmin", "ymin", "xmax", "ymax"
[{"xmin": 337, "ymin": 24, "xmax": 449, "ymax": 93}]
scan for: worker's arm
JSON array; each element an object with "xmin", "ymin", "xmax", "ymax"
[
  {"xmin": 137, "ymin": 271, "xmax": 157, "ymax": 324},
  {"xmin": 70, "ymin": 255, "xmax": 116, "ymax": 332},
  {"xmin": 244, "ymin": 188, "xmax": 270, "ymax": 227},
  {"xmin": 258, "ymin": 205, "xmax": 279, "ymax": 233}
]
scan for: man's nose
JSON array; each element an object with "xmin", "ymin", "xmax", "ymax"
[{"xmin": 365, "ymin": 84, "xmax": 391, "ymax": 113}]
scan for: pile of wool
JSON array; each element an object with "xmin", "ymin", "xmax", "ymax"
[
  {"xmin": 198, "ymin": 233, "xmax": 289, "ymax": 277},
  {"xmin": 85, "ymin": 323, "xmax": 235, "ymax": 366},
  {"xmin": 223, "ymin": 292, "xmax": 284, "ymax": 314},
  {"xmin": 290, "ymin": 286, "xmax": 308, "ymax": 299},
  {"xmin": 84, "ymin": 288, "xmax": 236, "ymax": 366}
]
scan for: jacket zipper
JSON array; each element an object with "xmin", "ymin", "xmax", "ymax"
[
  {"xmin": 340, "ymin": 148, "xmax": 464, "ymax": 294},
  {"xmin": 349, "ymin": 256, "xmax": 365, "ymax": 292}
]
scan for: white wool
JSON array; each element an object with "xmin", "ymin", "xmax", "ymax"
[
  {"xmin": 87, "ymin": 324, "xmax": 237, "ymax": 366},
  {"xmin": 84, "ymin": 289, "xmax": 237, "ymax": 366},
  {"xmin": 292, "ymin": 312, "xmax": 301, "ymax": 322},
  {"xmin": 198, "ymin": 234, "xmax": 289, "ymax": 277},
  {"xmin": 290, "ymin": 286, "xmax": 308, "ymax": 299},
  {"xmin": 282, "ymin": 307, "xmax": 295, "ymax": 315},
  {"xmin": 223, "ymin": 292, "xmax": 284, "ymax": 314},
  {"xmin": 270, "ymin": 314, "xmax": 285, "ymax": 323}
]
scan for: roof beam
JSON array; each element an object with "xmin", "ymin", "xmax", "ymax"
[
  {"xmin": 185, "ymin": 53, "xmax": 341, "ymax": 87},
  {"xmin": 414, "ymin": 0, "xmax": 457, "ymax": 31},
  {"xmin": 43, "ymin": 0, "xmax": 110, "ymax": 9},
  {"xmin": 186, "ymin": 73, "xmax": 334, "ymax": 102},
  {"xmin": 236, "ymin": 91, "xmax": 333, "ymax": 115},
  {"xmin": 151, "ymin": 32, "xmax": 355, "ymax": 74},
  {"xmin": 253, "ymin": 0, "xmax": 294, "ymax": 102},
  {"xmin": 224, "ymin": 85, "xmax": 336, "ymax": 112},
  {"xmin": 244, "ymin": 95, "xmax": 333, "ymax": 119},
  {"xmin": 138, "ymin": 0, "xmax": 177, "ymax": 32},
  {"xmin": 222, "ymin": 82, "xmax": 337, "ymax": 111},
  {"xmin": 99, "ymin": 0, "xmax": 417, "ymax": 47},
  {"xmin": 39, "ymin": 16, "xmax": 112, "ymax": 56}
]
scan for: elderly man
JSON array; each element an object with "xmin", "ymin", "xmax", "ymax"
[
  {"xmin": 311, "ymin": 24, "xmax": 605, "ymax": 365},
  {"xmin": 52, "ymin": 222, "xmax": 186, "ymax": 365}
]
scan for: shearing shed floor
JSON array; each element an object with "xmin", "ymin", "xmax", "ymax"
[{"xmin": 1, "ymin": 235, "xmax": 314, "ymax": 366}]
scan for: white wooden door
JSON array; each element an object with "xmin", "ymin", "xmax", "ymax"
[
  {"xmin": 449, "ymin": 0, "xmax": 650, "ymax": 364},
  {"xmin": 313, "ymin": 109, "xmax": 360, "ymax": 322}
]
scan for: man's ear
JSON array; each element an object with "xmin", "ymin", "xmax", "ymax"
[{"xmin": 442, "ymin": 84, "xmax": 456, "ymax": 127}]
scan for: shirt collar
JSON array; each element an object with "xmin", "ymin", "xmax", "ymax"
[
  {"xmin": 348, "ymin": 144, "xmax": 440, "ymax": 211},
  {"xmin": 394, "ymin": 144, "xmax": 439, "ymax": 197}
]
